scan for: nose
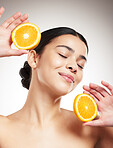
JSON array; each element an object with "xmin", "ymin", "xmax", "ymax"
[{"xmin": 66, "ymin": 62, "xmax": 77, "ymax": 73}]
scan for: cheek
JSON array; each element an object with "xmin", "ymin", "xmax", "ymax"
[
  {"xmin": 78, "ymin": 71, "xmax": 83, "ymax": 83},
  {"xmin": 74, "ymin": 71, "xmax": 83, "ymax": 87},
  {"xmin": 37, "ymin": 53, "xmax": 63, "ymax": 81},
  {"xmin": 69, "ymin": 72, "xmax": 83, "ymax": 93},
  {"xmin": 49, "ymin": 53, "xmax": 64, "ymax": 68},
  {"xmin": 51, "ymin": 59, "xmax": 63, "ymax": 68}
]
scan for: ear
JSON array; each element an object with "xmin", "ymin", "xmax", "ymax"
[{"xmin": 27, "ymin": 50, "xmax": 39, "ymax": 69}]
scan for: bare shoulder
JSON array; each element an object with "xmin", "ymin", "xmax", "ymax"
[
  {"xmin": 62, "ymin": 109, "xmax": 113, "ymax": 148},
  {"xmin": 60, "ymin": 108, "xmax": 76, "ymax": 121},
  {"xmin": 0, "ymin": 113, "xmax": 19, "ymax": 135},
  {"xmin": 60, "ymin": 108, "xmax": 80, "ymax": 128},
  {"xmin": 0, "ymin": 115, "xmax": 10, "ymax": 128},
  {"xmin": 60, "ymin": 108, "xmax": 100, "ymax": 137},
  {"xmin": 0, "ymin": 114, "xmax": 11, "ymax": 131},
  {"xmin": 95, "ymin": 127, "xmax": 113, "ymax": 148},
  {"xmin": 0, "ymin": 115, "xmax": 10, "ymax": 143}
]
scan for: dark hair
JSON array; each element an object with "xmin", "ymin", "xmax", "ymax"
[{"xmin": 19, "ymin": 27, "xmax": 89, "ymax": 89}]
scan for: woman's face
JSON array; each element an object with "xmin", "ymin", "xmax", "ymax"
[{"xmin": 36, "ymin": 34, "xmax": 87, "ymax": 96}]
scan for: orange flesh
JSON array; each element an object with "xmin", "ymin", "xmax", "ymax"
[
  {"xmin": 14, "ymin": 26, "xmax": 38, "ymax": 47},
  {"xmin": 77, "ymin": 96, "xmax": 96, "ymax": 119}
]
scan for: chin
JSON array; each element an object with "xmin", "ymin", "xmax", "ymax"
[{"xmin": 51, "ymin": 81, "xmax": 74, "ymax": 97}]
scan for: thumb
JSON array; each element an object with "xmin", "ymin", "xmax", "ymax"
[
  {"xmin": 10, "ymin": 48, "xmax": 29, "ymax": 56},
  {"xmin": 83, "ymin": 120, "xmax": 104, "ymax": 127}
]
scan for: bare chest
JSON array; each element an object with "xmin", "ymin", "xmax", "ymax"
[{"xmin": 0, "ymin": 131, "xmax": 95, "ymax": 148}]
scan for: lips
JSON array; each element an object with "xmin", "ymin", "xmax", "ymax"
[{"xmin": 58, "ymin": 72, "xmax": 75, "ymax": 83}]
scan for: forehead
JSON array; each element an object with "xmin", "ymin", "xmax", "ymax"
[{"xmin": 50, "ymin": 34, "xmax": 87, "ymax": 55}]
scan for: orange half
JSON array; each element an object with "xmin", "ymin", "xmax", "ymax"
[
  {"xmin": 73, "ymin": 93, "xmax": 98, "ymax": 122},
  {"xmin": 12, "ymin": 22, "xmax": 41, "ymax": 50}
]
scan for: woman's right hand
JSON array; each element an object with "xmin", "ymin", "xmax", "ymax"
[{"xmin": 0, "ymin": 6, "xmax": 29, "ymax": 57}]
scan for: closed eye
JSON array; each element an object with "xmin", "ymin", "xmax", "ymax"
[
  {"xmin": 59, "ymin": 53, "xmax": 84, "ymax": 69},
  {"xmin": 58, "ymin": 53, "xmax": 67, "ymax": 58},
  {"xmin": 77, "ymin": 64, "xmax": 84, "ymax": 69}
]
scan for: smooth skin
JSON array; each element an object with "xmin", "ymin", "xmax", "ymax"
[{"xmin": 0, "ymin": 7, "xmax": 113, "ymax": 148}]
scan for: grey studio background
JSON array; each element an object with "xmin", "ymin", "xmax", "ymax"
[{"xmin": 0, "ymin": 0, "xmax": 113, "ymax": 116}]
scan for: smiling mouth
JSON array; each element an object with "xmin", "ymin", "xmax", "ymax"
[{"xmin": 58, "ymin": 72, "xmax": 74, "ymax": 83}]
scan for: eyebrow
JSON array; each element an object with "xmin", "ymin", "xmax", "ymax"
[
  {"xmin": 56, "ymin": 45, "xmax": 75, "ymax": 53},
  {"xmin": 56, "ymin": 45, "xmax": 87, "ymax": 61},
  {"xmin": 79, "ymin": 55, "xmax": 87, "ymax": 61}
]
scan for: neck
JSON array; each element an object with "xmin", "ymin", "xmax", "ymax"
[{"xmin": 21, "ymin": 74, "xmax": 62, "ymax": 128}]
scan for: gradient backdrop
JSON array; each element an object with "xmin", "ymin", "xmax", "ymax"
[{"xmin": 0, "ymin": 0, "xmax": 113, "ymax": 115}]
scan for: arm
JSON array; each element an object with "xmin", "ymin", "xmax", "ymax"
[
  {"xmin": 0, "ymin": 6, "xmax": 29, "ymax": 57},
  {"xmin": 83, "ymin": 81, "xmax": 113, "ymax": 127}
]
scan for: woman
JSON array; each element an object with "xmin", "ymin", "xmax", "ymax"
[{"xmin": 0, "ymin": 7, "xmax": 113, "ymax": 148}]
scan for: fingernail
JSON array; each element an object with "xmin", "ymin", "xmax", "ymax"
[
  {"xmin": 14, "ymin": 12, "xmax": 22, "ymax": 17},
  {"xmin": 89, "ymin": 83, "xmax": 96, "ymax": 87},
  {"xmin": 89, "ymin": 83, "xmax": 93, "ymax": 85},
  {"xmin": 83, "ymin": 85, "xmax": 89, "ymax": 89},
  {"xmin": 23, "ymin": 13, "xmax": 29, "ymax": 18},
  {"xmin": 101, "ymin": 80, "xmax": 106, "ymax": 84}
]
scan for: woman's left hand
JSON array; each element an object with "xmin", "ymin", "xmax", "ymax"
[{"xmin": 83, "ymin": 81, "xmax": 113, "ymax": 127}]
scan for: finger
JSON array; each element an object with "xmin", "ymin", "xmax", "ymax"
[
  {"xmin": 101, "ymin": 81, "xmax": 113, "ymax": 95},
  {"xmin": 83, "ymin": 119, "xmax": 104, "ymax": 127},
  {"xmin": 83, "ymin": 90, "xmax": 99, "ymax": 104},
  {"xmin": 22, "ymin": 19, "xmax": 29, "ymax": 23},
  {"xmin": 8, "ymin": 19, "xmax": 29, "ymax": 45},
  {"xmin": 8, "ymin": 14, "xmax": 29, "ymax": 31},
  {"xmin": 8, "ymin": 48, "xmax": 29, "ymax": 56},
  {"xmin": 89, "ymin": 83, "xmax": 110, "ymax": 97},
  {"xmin": 83, "ymin": 85, "xmax": 103, "ymax": 101},
  {"xmin": 1, "ymin": 12, "xmax": 22, "ymax": 28},
  {"xmin": 0, "ymin": 7, "xmax": 5, "ymax": 17}
]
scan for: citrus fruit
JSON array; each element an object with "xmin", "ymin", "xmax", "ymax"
[
  {"xmin": 73, "ymin": 93, "xmax": 98, "ymax": 122},
  {"xmin": 12, "ymin": 22, "xmax": 41, "ymax": 50}
]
